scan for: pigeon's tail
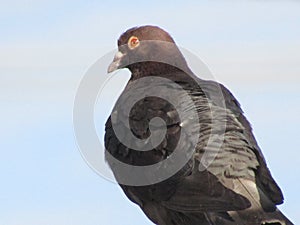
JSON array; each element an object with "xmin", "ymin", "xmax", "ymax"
[
  {"xmin": 140, "ymin": 178, "xmax": 293, "ymax": 225},
  {"xmin": 223, "ymin": 178, "xmax": 294, "ymax": 225},
  {"xmin": 203, "ymin": 210, "xmax": 293, "ymax": 225},
  {"xmin": 153, "ymin": 208, "xmax": 292, "ymax": 225},
  {"xmin": 226, "ymin": 208, "xmax": 293, "ymax": 225},
  {"xmin": 197, "ymin": 177, "xmax": 293, "ymax": 225},
  {"xmin": 226, "ymin": 207, "xmax": 293, "ymax": 225}
]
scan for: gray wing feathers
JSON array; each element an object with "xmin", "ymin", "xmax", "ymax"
[{"xmin": 197, "ymin": 79, "xmax": 283, "ymax": 205}]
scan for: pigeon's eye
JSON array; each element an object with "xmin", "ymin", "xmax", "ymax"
[{"xmin": 128, "ymin": 36, "xmax": 140, "ymax": 49}]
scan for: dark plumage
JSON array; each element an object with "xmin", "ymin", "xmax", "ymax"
[{"xmin": 104, "ymin": 25, "xmax": 293, "ymax": 225}]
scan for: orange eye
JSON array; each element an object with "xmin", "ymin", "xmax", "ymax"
[{"xmin": 128, "ymin": 36, "xmax": 140, "ymax": 49}]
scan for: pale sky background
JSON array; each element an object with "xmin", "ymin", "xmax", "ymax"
[{"xmin": 1, "ymin": 1, "xmax": 300, "ymax": 225}]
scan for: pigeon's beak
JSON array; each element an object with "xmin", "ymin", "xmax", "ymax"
[{"xmin": 107, "ymin": 51, "xmax": 125, "ymax": 73}]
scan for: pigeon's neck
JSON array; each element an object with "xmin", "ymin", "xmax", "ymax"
[{"xmin": 128, "ymin": 62, "xmax": 191, "ymax": 80}]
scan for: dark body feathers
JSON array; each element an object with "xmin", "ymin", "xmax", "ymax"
[{"xmin": 104, "ymin": 25, "xmax": 293, "ymax": 225}]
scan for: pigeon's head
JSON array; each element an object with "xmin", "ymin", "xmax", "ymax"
[{"xmin": 108, "ymin": 25, "xmax": 190, "ymax": 77}]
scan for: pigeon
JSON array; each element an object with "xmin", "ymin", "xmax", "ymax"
[{"xmin": 104, "ymin": 25, "xmax": 293, "ymax": 225}]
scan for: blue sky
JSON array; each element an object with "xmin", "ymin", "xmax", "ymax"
[{"xmin": 1, "ymin": 1, "xmax": 300, "ymax": 224}]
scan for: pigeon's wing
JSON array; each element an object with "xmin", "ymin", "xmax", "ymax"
[
  {"xmin": 223, "ymin": 83, "xmax": 284, "ymax": 204},
  {"xmin": 200, "ymin": 79, "xmax": 283, "ymax": 205},
  {"xmin": 191, "ymin": 79, "xmax": 293, "ymax": 225}
]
